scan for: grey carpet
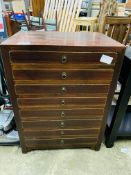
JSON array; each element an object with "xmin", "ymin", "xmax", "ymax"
[{"xmin": 0, "ymin": 141, "xmax": 131, "ymax": 175}]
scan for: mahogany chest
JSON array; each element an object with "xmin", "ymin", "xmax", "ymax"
[{"xmin": 0, "ymin": 31, "xmax": 125, "ymax": 153}]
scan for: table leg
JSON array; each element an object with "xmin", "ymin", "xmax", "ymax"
[{"xmin": 105, "ymin": 70, "xmax": 131, "ymax": 148}]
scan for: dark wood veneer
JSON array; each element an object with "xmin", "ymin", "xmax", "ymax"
[
  {"xmin": 15, "ymin": 84, "xmax": 109, "ymax": 97},
  {"xmin": 23, "ymin": 129, "xmax": 100, "ymax": 139},
  {"xmin": 0, "ymin": 31, "xmax": 125, "ymax": 152},
  {"xmin": 22, "ymin": 119, "xmax": 102, "ymax": 129},
  {"xmin": 10, "ymin": 51, "xmax": 117, "ymax": 64}
]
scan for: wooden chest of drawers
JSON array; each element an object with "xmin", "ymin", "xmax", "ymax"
[{"xmin": 0, "ymin": 31, "xmax": 125, "ymax": 153}]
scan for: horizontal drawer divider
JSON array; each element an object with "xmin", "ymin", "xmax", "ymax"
[
  {"xmin": 15, "ymin": 80, "xmax": 112, "ymax": 84},
  {"xmin": 17, "ymin": 96, "xmax": 107, "ymax": 99},
  {"xmin": 23, "ymin": 128, "xmax": 100, "ymax": 132},
  {"xmin": 18, "ymin": 105, "xmax": 106, "ymax": 109},
  {"xmin": 25, "ymin": 136, "xmax": 97, "ymax": 141},
  {"xmin": 23, "ymin": 127, "xmax": 100, "ymax": 131},
  {"xmin": 13, "ymin": 68, "xmax": 113, "ymax": 71},
  {"xmin": 17, "ymin": 94, "xmax": 108, "ymax": 98},
  {"xmin": 20, "ymin": 116, "xmax": 103, "ymax": 120},
  {"xmin": 21, "ymin": 118, "xmax": 102, "ymax": 122},
  {"xmin": 15, "ymin": 83, "xmax": 110, "ymax": 86},
  {"xmin": 22, "ymin": 126, "xmax": 101, "ymax": 130},
  {"xmin": 24, "ymin": 135, "xmax": 98, "ymax": 139},
  {"xmin": 19, "ymin": 105, "xmax": 105, "ymax": 110},
  {"xmin": 12, "ymin": 64, "xmax": 115, "ymax": 70}
]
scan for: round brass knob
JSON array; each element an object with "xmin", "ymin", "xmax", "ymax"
[
  {"xmin": 61, "ymin": 99, "xmax": 65, "ymax": 105},
  {"xmin": 61, "ymin": 86, "xmax": 67, "ymax": 93},
  {"xmin": 61, "ymin": 130, "xmax": 64, "ymax": 135},
  {"xmin": 60, "ymin": 139, "xmax": 64, "ymax": 144},
  {"xmin": 61, "ymin": 111, "xmax": 65, "ymax": 117},
  {"xmin": 61, "ymin": 55, "xmax": 67, "ymax": 64},
  {"xmin": 61, "ymin": 121, "xmax": 64, "ymax": 127},
  {"xmin": 61, "ymin": 72, "xmax": 67, "ymax": 80}
]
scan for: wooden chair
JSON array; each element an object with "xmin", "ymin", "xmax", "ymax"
[
  {"xmin": 25, "ymin": 9, "xmax": 46, "ymax": 31},
  {"xmin": 4, "ymin": 12, "xmax": 20, "ymax": 36},
  {"xmin": 43, "ymin": 0, "xmax": 82, "ymax": 32},
  {"xmin": 72, "ymin": 17, "xmax": 97, "ymax": 32},
  {"xmin": 10, "ymin": 10, "xmax": 30, "ymax": 31},
  {"xmin": 24, "ymin": 8, "xmax": 56, "ymax": 31},
  {"xmin": 98, "ymin": 0, "xmax": 118, "ymax": 33},
  {"xmin": 43, "ymin": 11, "xmax": 58, "ymax": 31},
  {"xmin": 101, "ymin": 15, "xmax": 131, "ymax": 45}
]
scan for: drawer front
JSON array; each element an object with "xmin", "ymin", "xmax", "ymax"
[
  {"xmin": 23, "ymin": 128, "xmax": 100, "ymax": 139},
  {"xmin": 9, "ymin": 50, "xmax": 117, "ymax": 151},
  {"xmin": 22, "ymin": 119, "xmax": 101, "ymax": 130},
  {"xmin": 17, "ymin": 97, "xmax": 107, "ymax": 108},
  {"xmin": 25, "ymin": 137, "xmax": 97, "ymax": 149},
  {"xmin": 10, "ymin": 51, "xmax": 117, "ymax": 66},
  {"xmin": 15, "ymin": 84, "xmax": 110, "ymax": 97},
  {"xmin": 20, "ymin": 108, "xmax": 104, "ymax": 120},
  {"xmin": 12, "ymin": 69, "xmax": 113, "ymax": 84}
]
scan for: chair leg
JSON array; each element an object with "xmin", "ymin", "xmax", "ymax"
[{"xmin": 55, "ymin": 11, "xmax": 58, "ymax": 31}]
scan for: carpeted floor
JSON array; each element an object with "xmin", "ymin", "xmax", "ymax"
[{"xmin": 0, "ymin": 141, "xmax": 131, "ymax": 175}]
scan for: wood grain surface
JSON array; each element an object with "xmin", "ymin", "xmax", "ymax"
[
  {"xmin": 0, "ymin": 32, "xmax": 125, "ymax": 152},
  {"xmin": 15, "ymin": 84, "xmax": 109, "ymax": 97},
  {"xmin": 20, "ymin": 108, "xmax": 104, "ymax": 120},
  {"xmin": 1, "ymin": 31, "xmax": 123, "ymax": 48}
]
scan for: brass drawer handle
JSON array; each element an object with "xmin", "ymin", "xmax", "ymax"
[
  {"xmin": 60, "ymin": 139, "xmax": 64, "ymax": 144},
  {"xmin": 61, "ymin": 99, "xmax": 65, "ymax": 105},
  {"xmin": 61, "ymin": 55, "xmax": 67, "ymax": 64},
  {"xmin": 61, "ymin": 111, "xmax": 65, "ymax": 117},
  {"xmin": 61, "ymin": 121, "xmax": 64, "ymax": 127},
  {"xmin": 61, "ymin": 86, "xmax": 67, "ymax": 93},
  {"xmin": 61, "ymin": 72, "xmax": 67, "ymax": 80},
  {"xmin": 61, "ymin": 130, "xmax": 64, "ymax": 135}
]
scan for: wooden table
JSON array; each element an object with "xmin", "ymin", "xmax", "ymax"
[{"xmin": 105, "ymin": 46, "xmax": 131, "ymax": 148}]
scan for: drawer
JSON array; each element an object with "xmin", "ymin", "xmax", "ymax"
[
  {"xmin": 25, "ymin": 137, "xmax": 97, "ymax": 149},
  {"xmin": 22, "ymin": 119, "xmax": 102, "ymax": 130},
  {"xmin": 17, "ymin": 97, "xmax": 107, "ymax": 108},
  {"xmin": 20, "ymin": 108, "xmax": 104, "ymax": 120},
  {"xmin": 10, "ymin": 51, "xmax": 117, "ymax": 66},
  {"xmin": 13, "ymin": 69, "xmax": 113, "ymax": 84},
  {"xmin": 15, "ymin": 84, "xmax": 110, "ymax": 97},
  {"xmin": 23, "ymin": 128, "xmax": 100, "ymax": 139}
]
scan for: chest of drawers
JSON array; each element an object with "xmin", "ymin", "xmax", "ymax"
[{"xmin": 0, "ymin": 31, "xmax": 125, "ymax": 153}]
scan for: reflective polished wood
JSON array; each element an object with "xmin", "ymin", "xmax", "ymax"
[{"xmin": 1, "ymin": 31, "xmax": 125, "ymax": 153}]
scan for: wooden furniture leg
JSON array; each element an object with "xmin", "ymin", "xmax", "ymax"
[{"xmin": 105, "ymin": 69, "xmax": 131, "ymax": 148}]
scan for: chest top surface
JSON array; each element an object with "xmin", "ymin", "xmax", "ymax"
[{"xmin": 1, "ymin": 31, "xmax": 124, "ymax": 48}]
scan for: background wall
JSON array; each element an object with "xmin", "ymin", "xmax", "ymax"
[{"xmin": 12, "ymin": 0, "xmax": 26, "ymax": 12}]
